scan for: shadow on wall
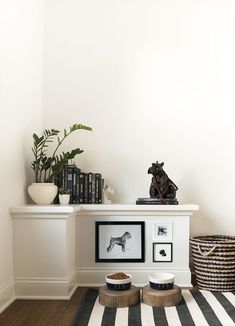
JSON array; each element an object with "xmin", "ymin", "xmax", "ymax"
[
  {"xmin": 183, "ymin": 192, "xmax": 218, "ymax": 236},
  {"xmin": 178, "ymin": 170, "xmax": 223, "ymax": 236}
]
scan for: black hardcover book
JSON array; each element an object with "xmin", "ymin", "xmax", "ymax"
[
  {"xmin": 136, "ymin": 197, "xmax": 178, "ymax": 205},
  {"xmin": 79, "ymin": 173, "xmax": 85, "ymax": 203},
  {"xmin": 76, "ymin": 175, "xmax": 80, "ymax": 205},
  {"xmin": 91, "ymin": 173, "xmax": 96, "ymax": 204},
  {"xmin": 95, "ymin": 173, "xmax": 102, "ymax": 204},
  {"xmin": 63, "ymin": 168, "xmax": 68, "ymax": 188},
  {"xmin": 72, "ymin": 167, "xmax": 81, "ymax": 204},
  {"xmin": 84, "ymin": 173, "xmax": 89, "ymax": 204},
  {"xmin": 101, "ymin": 178, "xmax": 104, "ymax": 203},
  {"xmin": 66, "ymin": 167, "xmax": 74, "ymax": 204},
  {"xmin": 88, "ymin": 172, "xmax": 92, "ymax": 203}
]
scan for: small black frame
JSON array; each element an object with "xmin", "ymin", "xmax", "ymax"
[
  {"xmin": 95, "ymin": 221, "xmax": 145, "ymax": 262},
  {"xmin": 153, "ymin": 242, "xmax": 173, "ymax": 262}
]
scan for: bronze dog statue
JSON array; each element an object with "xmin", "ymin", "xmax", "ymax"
[{"xmin": 148, "ymin": 161, "xmax": 178, "ymax": 204}]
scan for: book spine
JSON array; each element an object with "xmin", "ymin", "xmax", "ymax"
[
  {"xmin": 76, "ymin": 173, "xmax": 80, "ymax": 204},
  {"xmin": 67, "ymin": 167, "xmax": 73, "ymax": 204},
  {"xmin": 72, "ymin": 168, "xmax": 78, "ymax": 204},
  {"xmin": 88, "ymin": 172, "xmax": 92, "ymax": 204},
  {"xmin": 95, "ymin": 173, "xmax": 102, "ymax": 204},
  {"xmin": 84, "ymin": 173, "xmax": 89, "ymax": 204},
  {"xmin": 79, "ymin": 173, "xmax": 85, "ymax": 203},
  {"xmin": 101, "ymin": 178, "xmax": 104, "ymax": 204},
  {"xmin": 91, "ymin": 173, "xmax": 96, "ymax": 204},
  {"xmin": 63, "ymin": 168, "xmax": 68, "ymax": 189}
]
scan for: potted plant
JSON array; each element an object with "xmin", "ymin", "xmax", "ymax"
[
  {"xmin": 58, "ymin": 187, "xmax": 71, "ymax": 205},
  {"xmin": 28, "ymin": 123, "xmax": 92, "ymax": 204}
]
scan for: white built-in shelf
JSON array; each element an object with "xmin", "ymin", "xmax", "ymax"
[
  {"xmin": 10, "ymin": 203, "xmax": 199, "ymax": 299},
  {"xmin": 10, "ymin": 203, "xmax": 198, "ymax": 217}
]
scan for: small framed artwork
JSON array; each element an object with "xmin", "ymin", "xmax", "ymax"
[
  {"xmin": 153, "ymin": 242, "xmax": 173, "ymax": 262},
  {"xmin": 153, "ymin": 222, "xmax": 172, "ymax": 242},
  {"xmin": 95, "ymin": 221, "xmax": 145, "ymax": 262}
]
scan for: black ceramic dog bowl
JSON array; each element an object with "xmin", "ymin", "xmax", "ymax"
[
  {"xmin": 149, "ymin": 273, "xmax": 175, "ymax": 290},
  {"xmin": 106, "ymin": 273, "xmax": 132, "ymax": 291}
]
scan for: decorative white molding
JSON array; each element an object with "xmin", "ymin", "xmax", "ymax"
[
  {"xmin": 10, "ymin": 204, "xmax": 198, "ymax": 217},
  {"xmin": 10, "ymin": 205, "xmax": 78, "ymax": 215},
  {"xmin": 76, "ymin": 268, "xmax": 192, "ymax": 288},
  {"xmin": 0, "ymin": 280, "xmax": 15, "ymax": 314},
  {"xmin": 10, "ymin": 205, "xmax": 78, "ymax": 221},
  {"xmin": 78, "ymin": 204, "xmax": 199, "ymax": 216},
  {"xmin": 15, "ymin": 271, "xmax": 77, "ymax": 300}
]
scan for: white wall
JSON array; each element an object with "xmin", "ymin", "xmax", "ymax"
[
  {"xmin": 0, "ymin": 0, "xmax": 44, "ymax": 311},
  {"xmin": 43, "ymin": 0, "xmax": 235, "ymax": 237},
  {"xmin": 0, "ymin": 2, "xmax": 232, "ymax": 308}
]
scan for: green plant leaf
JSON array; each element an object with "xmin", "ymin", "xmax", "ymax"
[{"xmin": 31, "ymin": 124, "xmax": 92, "ymax": 182}]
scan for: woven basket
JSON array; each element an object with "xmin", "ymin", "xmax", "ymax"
[{"xmin": 190, "ymin": 235, "xmax": 235, "ymax": 292}]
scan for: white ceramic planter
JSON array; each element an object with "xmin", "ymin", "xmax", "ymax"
[
  {"xmin": 28, "ymin": 183, "xmax": 58, "ymax": 205},
  {"xmin": 59, "ymin": 194, "xmax": 70, "ymax": 205}
]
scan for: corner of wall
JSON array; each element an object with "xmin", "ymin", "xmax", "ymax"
[{"xmin": 0, "ymin": 280, "xmax": 15, "ymax": 314}]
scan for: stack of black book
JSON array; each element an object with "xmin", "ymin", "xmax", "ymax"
[
  {"xmin": 136, "ymin": 197, "xmax": 178, "ymax": 205},
  {"xmin": 55, "ymin": 166, "xmax": 103, "ymax": 204}
]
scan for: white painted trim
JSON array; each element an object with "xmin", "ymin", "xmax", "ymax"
[
  {"xmin": 76, "ymin": 268, "xmax": 192, "ymax": 288},
  {"xmin": 14, "ymin": 271, "xmax": 77, "ymax": 300},
  {"xmin": 10, "ymin": 205, "xmax": 78, "ymax": 215},
  {"xmin": 76, "ymin": 267, "xmax": 192, "ymax": 271},
  {"xmin": 77, "ymin": 283, "xmax": 193, "ymax": 288},
  {"xmin": 10, "ymin": 204, "xmax": 199, "ymax": 216},
  {"xmin": 0, "ymin": 280, "xmax": 15, "ymax": 314},
  {"xmin": 15, "ymin": 286, "xmax": 78, "ymax": 300},
  {"xmin": 79, "ymin": 204, "xmax": 199, "ymax": 216}
]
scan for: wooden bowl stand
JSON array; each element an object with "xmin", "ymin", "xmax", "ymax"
[
  {"xmin": 142, "ymin": 284, "xmax": 182, "ymax": 307},
  {"xmin": 99, "ymin": 285, "xmax": 140, "ymax": 308}
]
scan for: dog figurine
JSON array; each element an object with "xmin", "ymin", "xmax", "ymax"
[
  {"xmin": 102, "ymin": 184, "xmax": 114, "ymax": 204},
  {"xmin": 148, "ymin": 161, "xmax": 178, "ymax": 204}
]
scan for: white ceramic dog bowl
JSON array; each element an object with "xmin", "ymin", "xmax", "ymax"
[
  {"xmin": 148, "ymin": 273, "xmax": 175, "ymax": 290},
  {"xmin": 106, "ymin": 273, "xmax": 132, "ymax": 291}
]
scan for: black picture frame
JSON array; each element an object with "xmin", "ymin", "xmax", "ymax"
[
  {"xmin": 153, "ymin": 242, "xmax": 173, "ymax": 262},
  {"xmin": 95, "ymin": 221, "xmax": 145, "ymax": 262}
]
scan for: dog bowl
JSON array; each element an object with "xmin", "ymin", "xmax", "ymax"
[
  {"xmin": 148, "ymin": 273, "xmax": 175, "ymax": 290},
  {"xmin": 106, "ymin": 272, "xmax": 132, "ymax": 291}
]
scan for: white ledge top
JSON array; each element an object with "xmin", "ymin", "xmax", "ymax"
[
  {"xmin": 10, "ymin": 205, "xmax": 78, "ymax": 215},
  {"xmin": 10, "ymin": 204, "xmax": 199, "ymax": 216}
]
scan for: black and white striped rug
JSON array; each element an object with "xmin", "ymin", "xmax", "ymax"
[{"xmin": 72, "ymin": 289, "xmax": 235, "ymax": 326}]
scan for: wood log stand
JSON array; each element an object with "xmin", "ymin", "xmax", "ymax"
[
  {"xmin": 99, "ymin": 285, "xmax": 140, "ymax": 308},
  {"xmin": 142, "ymin": 285, "xmax": 182, "ymax": 307}
]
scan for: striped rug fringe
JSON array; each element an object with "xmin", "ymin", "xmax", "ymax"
[{"xmin": 72, "ymin": 289, "xmax": 235, "ymax": 326}]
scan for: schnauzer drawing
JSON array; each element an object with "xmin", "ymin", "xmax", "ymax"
[{"xmin": 107, "ymin": 231, "xmax": 131, "ymax": 252}]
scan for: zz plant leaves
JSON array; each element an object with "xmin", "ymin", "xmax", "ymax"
[{"xmin": 31, "ymin": 124, "xmax": 92, "ymax": 182}]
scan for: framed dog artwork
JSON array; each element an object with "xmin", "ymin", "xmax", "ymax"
[
  {"xmin": 153, "ymin": 242, "xmax": 173, "ymax": 262},
  {"xmin": 95, "ymin": 221, "xmax": 145, "ymax": 262}
]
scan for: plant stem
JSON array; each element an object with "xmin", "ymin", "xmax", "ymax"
[
  {"xmin": 47, "ymin": 129, "xmax": 74, "ymax": 180},
  {"xmin": 37, "ymin": 135, "xmax": 51, "ymax": 182},
  {"xmin": 35, "ymin": 149, "xmax": 39, "ymax": 182}
]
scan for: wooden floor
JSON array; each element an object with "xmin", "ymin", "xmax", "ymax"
[{"xmin": 0, "ymin": 288, "xmax": 89, "ymax": 326}]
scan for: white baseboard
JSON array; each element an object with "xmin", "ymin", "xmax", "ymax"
[
  {"xmin": 15, "ymin": 271, "xmax": 77, "ymax": 300},
  {"xmin": 0, "ymin": 280, "xmax": 15, "ymax": 314},
  {"xmin": 76, "ymin": 267, "xmax": 192, "ymax": 288}
]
